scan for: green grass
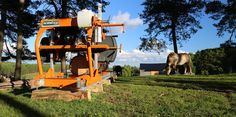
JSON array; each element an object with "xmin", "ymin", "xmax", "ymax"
[
  {"xmin": 0, "ymin": 62, "xmax": 61, "ymax": 76},
  {"xmin": 0, "ymin": 74, "xmax": 236, "ymax": 116}
]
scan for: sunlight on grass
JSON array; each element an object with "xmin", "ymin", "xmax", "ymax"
[{"xmin": 0, "ymin": 74, "xmax": 236, "ymax": 116}]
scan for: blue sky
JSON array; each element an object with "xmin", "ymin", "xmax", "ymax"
[
  {"xmin": 26, "ymin": 0, "xmax": 230, "ymax": 66},
  {"xmin": 102, "ymin": 0, "xmax": 229, "ymax": 52},
  {"xmin": 103, "ymin": 0, "xmax": 229, "ymax": 66}
]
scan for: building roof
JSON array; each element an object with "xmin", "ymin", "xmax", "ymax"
[{"xmin": 140, "ymin": 63, "xmax": 166, "ymax": 71}]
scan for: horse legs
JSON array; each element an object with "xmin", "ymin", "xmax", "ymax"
[
  {"xmin": 184, "ymin": 63, "xmax": 192, "ymax": 75},
  {"xmin": 172, "ymin": 60, "xmax": 178, "ymax": 74},
  {"xmin": 187, "ymin": 63, "xmax": 192, "ymax": 74},
  {"xmin": 183, "ymin": 65, "xmax": 187, "ymax": 74},
  {"xmin": 166, "ymin": 64, "xmax": 172, "ymax": 75}
]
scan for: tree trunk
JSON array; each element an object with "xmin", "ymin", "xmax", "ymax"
[
  {"xmin": 14, "ymin": 0, "xmax": 24, "ymax": 81},
  {"xmin": 0, "ymin": 29, "xmax": 4, "ymax": 63},
  {"xmin": 0, "ymin": 5, "xmax": 6, "ymax": 65},
  {"xmin": 61, "ymin": 0, "xmax": 67, "ymax": 18},
  {"xmin": 171, "ymin": 18, "xmax": 178, "ymax": 54},
  {"xmin": 14, "ymin": 32, "xmax": 23, "ymax": 80},
  {"xmin": 60, "ymin": 0, "xmax": 67, "ymax": 75},
  {"xmin": 50, "ymin": 0, "xmax": 59, "ymax": 18}
]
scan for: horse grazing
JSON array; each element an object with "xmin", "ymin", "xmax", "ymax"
[{"xmin": 165, "ymin": 52, "xmax": 192, "ymax": 75}]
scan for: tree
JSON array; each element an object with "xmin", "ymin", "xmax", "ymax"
[
  {"xmin": 14, "ymin": 0, "xmax": 25, "ymax": 81},
  {"xmin": 120, "ymin": 65, "xmax": 140, "ymax": 77},
  {"xmin": 39, "ymin": 0, "xmax": 109, "ymax": 18},
  {"xmin": 205, "ymin": 0, "xmax": 236, "ymax": 41},
  {"xmin": 0, "ymin": 0, "xmax": 7, "ymax": 66},
  {"xmin": 220, "ymin": 40, "xmax": 236, "ymax": 48},
  {"xmin": 220, "ymin": 40, "xmax": 236, "ymax": 73},
  {"xmin": 0, "ymin": 1, "xmax": 38, "ymax": 74},
  {"xmin": 122, "ymin": 65, "xmax": 132, "ymax": 77},
  {"xmin": 5, "ymin": 0, "xmax": 39, "ymax": 80},
  {"xmin": 131, "ymin": 66, "xmax": 140, "ymax": 76},
  {"xmin": 139, "ymin": 0, "xmax": 204, "ymax": 53},
  {"xmin": 193, "ymin": 48, "xmax": 225, "ymax": 75}
]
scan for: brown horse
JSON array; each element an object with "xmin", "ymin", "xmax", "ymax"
[{"xmin": 165, "ymin": 52, "xmax": 192, "ymax": 75}]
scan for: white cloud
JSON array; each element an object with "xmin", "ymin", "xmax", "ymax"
[
  {"xmin": 110, "ymin": 11, "xmax": 143, "ymax": 33},
  {"xmin": 111, "ymin": 11, "xmax": 143, "ymax": 27},
  {"xmin": 110, "ymin": 49, "xmax": 188, "ymax": 67}
]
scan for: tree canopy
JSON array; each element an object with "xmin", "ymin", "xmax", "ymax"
[
  {"xmin": 192, "ymin": 47, "xmax": 236, "ymax": 75},
  {"xmin": 139, "ymin": 0, "xmax": 204, "ymax": 53},
  {"xmin": 0, "ymin": 0, "xmax": 39, "ymax": 62},
  {"xmin": 205, "ymin": 0, "xmax": 236, "ymax": 40},
  {"xmin": 38, "ymin": 0, "xmax": 109, "ymax": 18}
]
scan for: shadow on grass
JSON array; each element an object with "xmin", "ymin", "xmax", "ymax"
[
  {"xmin": 11, "ymin": 88, "xmax": 33, "ymax": 98},
  {"xmin": 0, "ymin": 93, "xmax": 47, "ymax": 117},
  {"xmin": 10, "ymin": 87, "xmax": 48, "ymax": 98},
  {"xmin": 155, "ymin": 79, "xmax": 236, "ymax": 93},
  {"xmin": 9, "ymin": 80, "xmax": 47, "ymax": 98},
  {"xmin": 115, "ymin": 77, "xmax": 236, "ymax": 93},
  {"xmin": 0, "ymin": 79, "xmax": 34, "ymax": 98},
  {"xmin": 114, "ymin": 78, "xmax": 132, "ymax": 84},
  {"xmin": 10, "ymin": 79, "xmax": 34, "ymax": 98}
]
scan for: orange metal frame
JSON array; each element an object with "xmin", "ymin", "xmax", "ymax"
[{"xmin": 33, "ymin": 16, "xmax": 124, "ymax": 89}]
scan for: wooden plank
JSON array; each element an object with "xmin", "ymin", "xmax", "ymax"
[{"xmin": 31, "ymin": 89, "xmax": 91, "ymax": 101}]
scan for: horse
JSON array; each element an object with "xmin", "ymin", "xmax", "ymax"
[{"xmin": 165, "ymin": 52, "xmax": 192, "ymax": 75}]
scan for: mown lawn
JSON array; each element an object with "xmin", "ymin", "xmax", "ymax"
[{"xmin": 0, "ymin": 74, "xmax": 236, "ymax": 116}]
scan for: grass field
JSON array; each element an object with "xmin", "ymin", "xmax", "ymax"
[
  {"xmin": 0, "ymin": 74, "xmax": 236, "ymax": 116},
  {"xmin": 0, "ymin": 62, "xmax": 61, "ymax": 76}
]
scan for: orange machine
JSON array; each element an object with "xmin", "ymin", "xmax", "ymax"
[{"xmin": 33, "ymin": 9, "xmax": 124, "ymax": 89}]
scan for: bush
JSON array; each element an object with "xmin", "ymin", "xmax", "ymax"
[
  {"xmin": 113, "ymin": 65, "xmax": 122, "ymax": 76},
  {"xmin": 193, "ymin": 48, "xmax": 225, "ymax": 75},
  {"xmin": 131, "ymin": 66, "xmax": 140, "ymax": 76},
  {"xmin": 120, "ymin": 65, "xmax": 140, "ymax": 77},
  {"xmin": 122, "ymin": 65, "xmax": 132, "ymax": 77}
]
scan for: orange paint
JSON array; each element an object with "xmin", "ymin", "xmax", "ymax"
[
  {"xmin": 86, "ymin": 28, "xmax": 94, "ymax": 78},
  {"xmin": 34, "ymin": 15, "xmax": 124, "ymax": 89},
  {"xmin": 44, "ymin": 78, "xmax": 78, "ymax": 88},
  {"xmin": 35, "ymin": 28, "xmax": 51, "ymax": 75},
  {"xmin": 39, "ymin": 44, "xmax": 112, "ymax": 50}
]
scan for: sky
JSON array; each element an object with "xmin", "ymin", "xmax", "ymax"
[{"xmin": 25, "ymin": 0, "xmax": 230, "ymax": 66}]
